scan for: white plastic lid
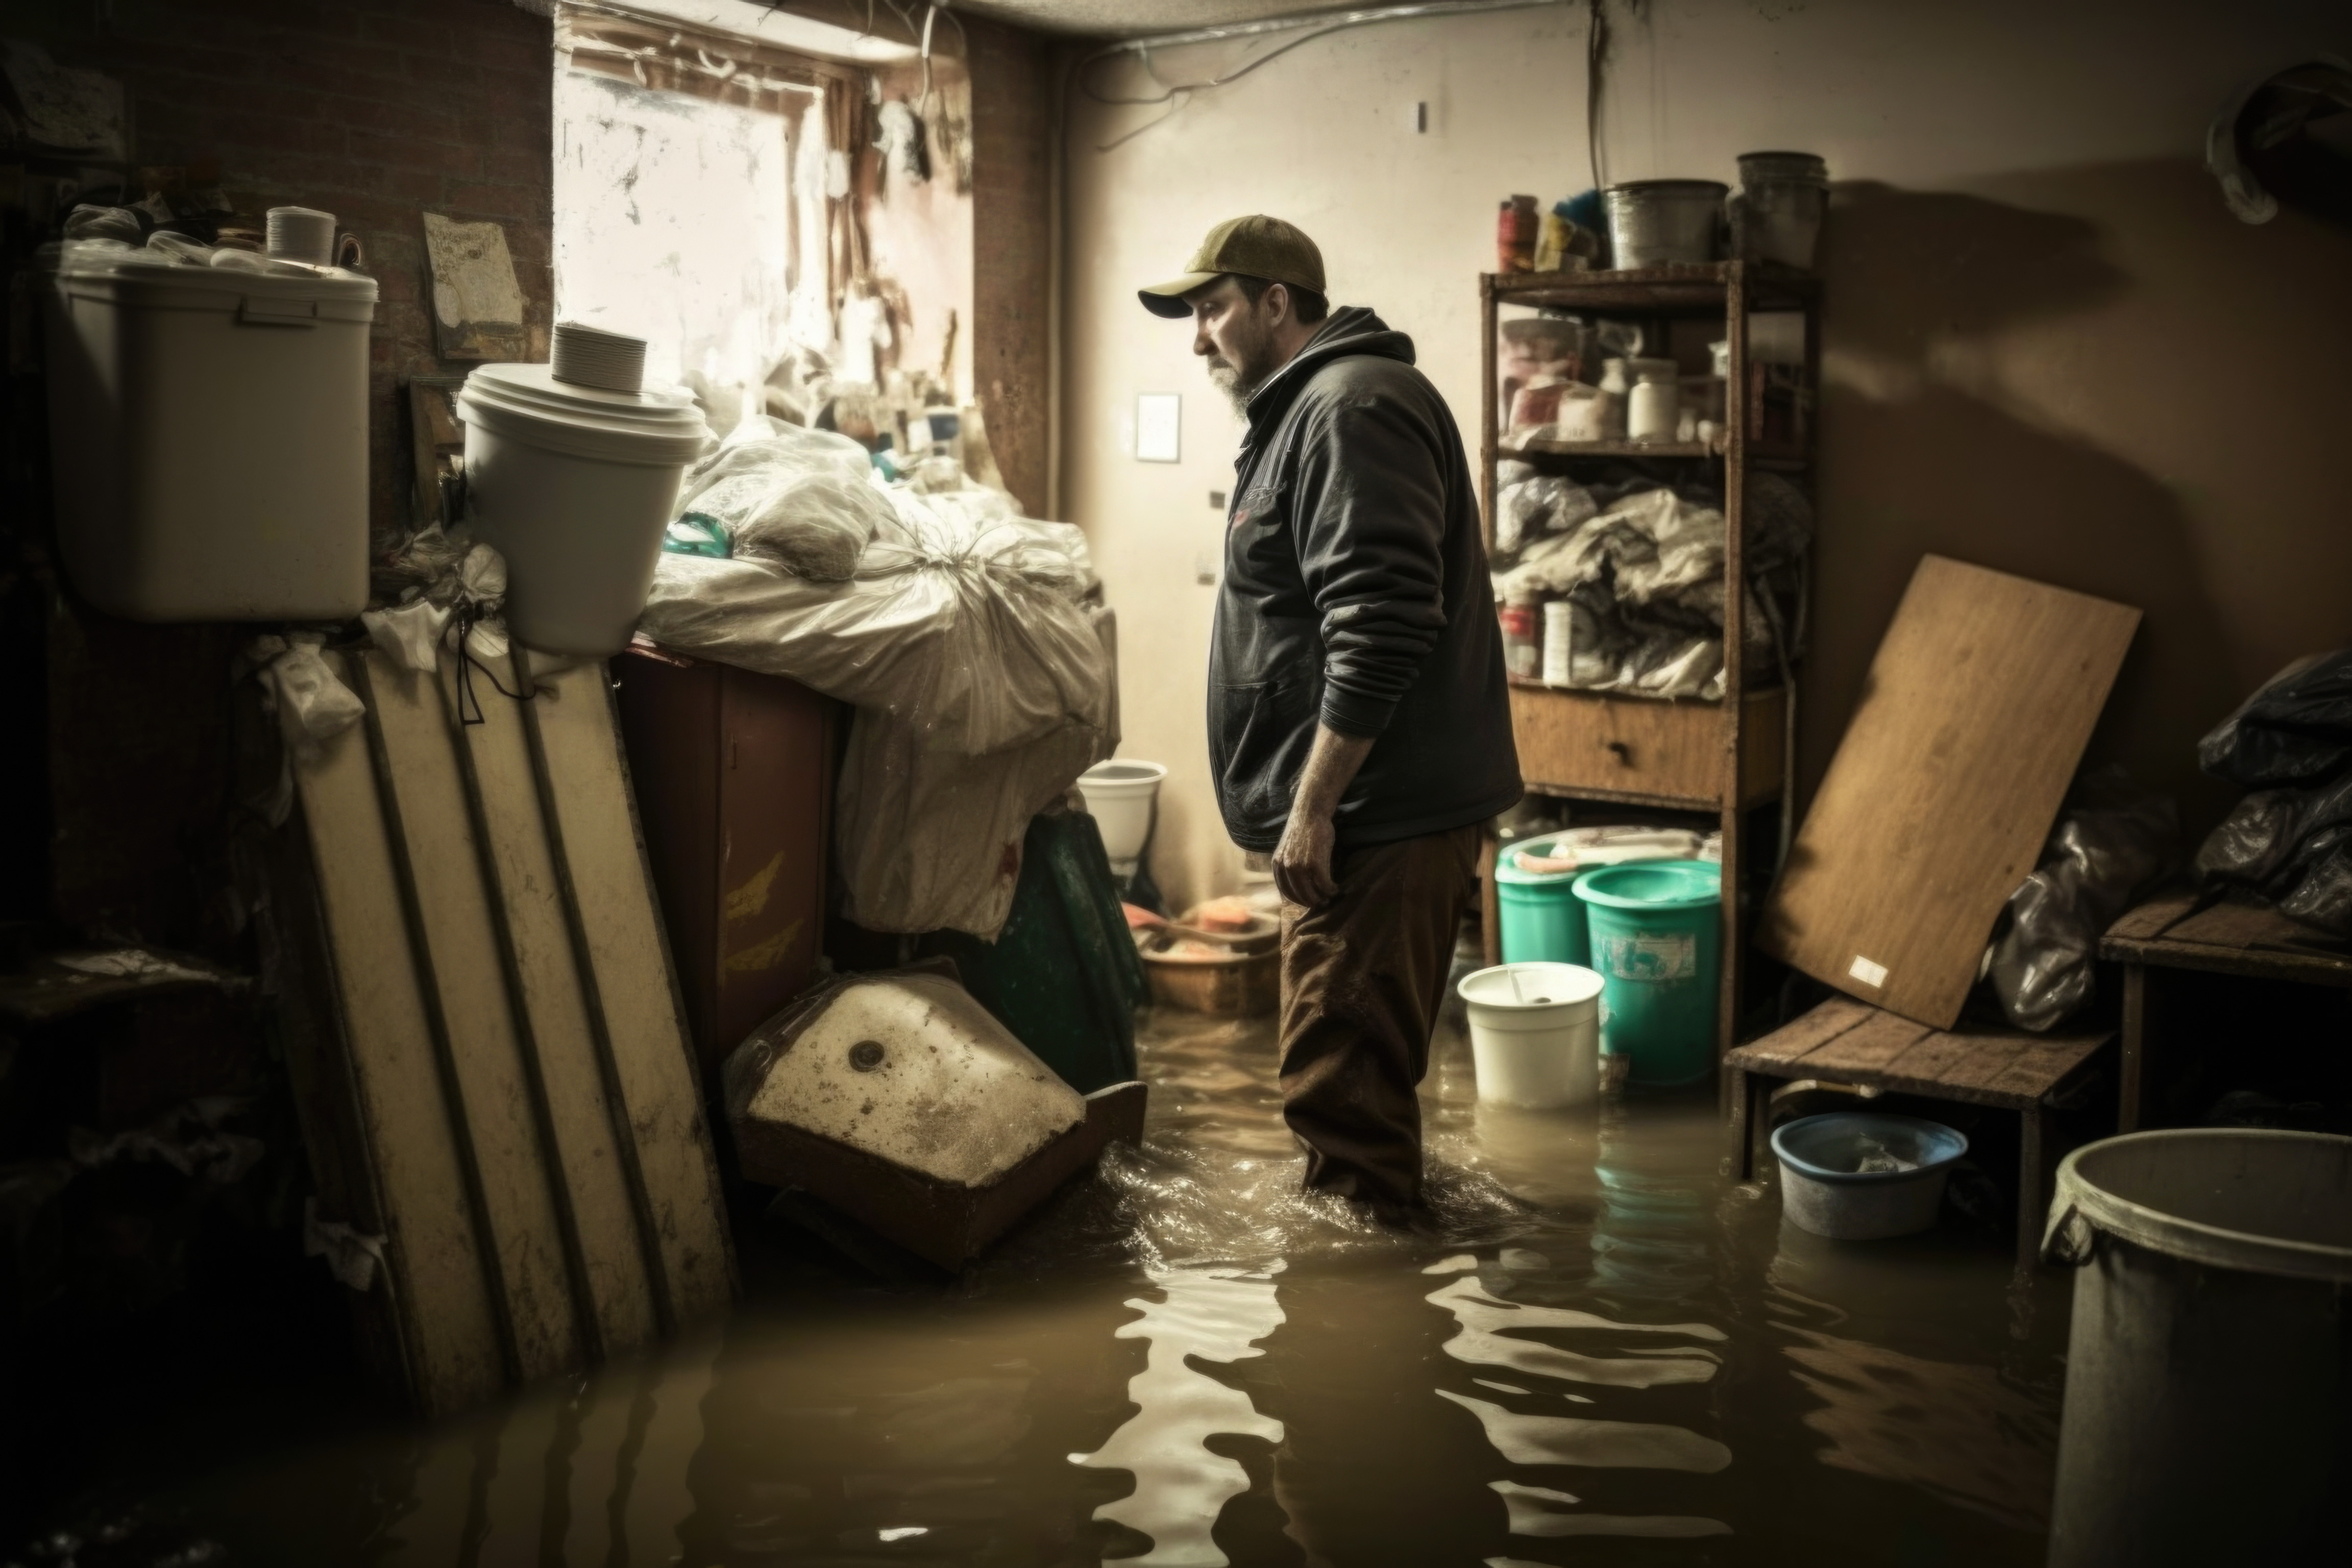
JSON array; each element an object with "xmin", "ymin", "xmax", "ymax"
[
  {"xmin": 52, "ymin": 244, "xmax": 376, "ymax": 298},
  {"xmin": 457, "ymin": 361, "xmax": 712, "ymax": 465}
]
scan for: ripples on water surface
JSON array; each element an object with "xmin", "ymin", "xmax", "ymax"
[{"xmin": 110, "ymin": 986, "xmax": 2067, "ymax": 1566}]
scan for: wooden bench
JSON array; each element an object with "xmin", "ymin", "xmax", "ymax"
[
  {"xmin": 2101, "ymin": 890, "xmax": 2352, "ymax": 1132},
  {"xmin": 1724, "ymin": 996, "xmax": 2114, "ymax": 1277}
]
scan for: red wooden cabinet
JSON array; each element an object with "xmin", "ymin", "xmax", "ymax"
[{"xmin": 613, "ymin": 641, "xmax": 842, "ymax": 1078}]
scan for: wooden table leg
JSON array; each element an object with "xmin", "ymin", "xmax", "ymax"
[
  {"xmin": 2118, "ymin": 963, "xmax": 2146, "ymax": 1134},
  {"xmin": 2015, "ymin": 1106, "xmax": 2047, "ymax": 1283},
  {"xmin": 1479, "ymin": 833, "xmax": 1501, "ymax": 969},
  {"xmin": 1724, "ymin": 1065, "xmax": 1749, "ymax": 1178}
]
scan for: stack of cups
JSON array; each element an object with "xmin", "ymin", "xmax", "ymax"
[
  {"xmin": 265, "ymin": 206, "xmax": 336, "ymax": 266},
  {"xmin": 550, "ymin": 322, "xmax": 649, "ymax": 395},
  {"xmin": 1542, "ymin": 600, "xmax": 1575, "ymax": 687}
]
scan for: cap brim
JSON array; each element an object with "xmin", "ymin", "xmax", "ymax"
[{"xmin": 1138, "ymin": 272, "xmax": 1219, "ymax": 317}]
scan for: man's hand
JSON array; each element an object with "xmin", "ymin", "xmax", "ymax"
[
  {"xmin": 1277, "ymin": 724, "xmax": 1376, "ymax": 908},
  {"xmin": 1273, "ymin": 807, "xmax": 1338, "ymax": 907}
]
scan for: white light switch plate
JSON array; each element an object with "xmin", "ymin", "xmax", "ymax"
[{"xmin": 1135, "ymin": 393, "xmax": 1181, "ymax": 462}]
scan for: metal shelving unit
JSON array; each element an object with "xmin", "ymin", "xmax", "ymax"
[{"xmin": 1478, "ymin": 260, "xmax": 1822, "ymax": 1065}]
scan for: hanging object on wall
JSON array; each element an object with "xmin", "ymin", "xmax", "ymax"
[
  {"xmin": 875, "ymin": 95, "xmax": 930, "ymax": 184},
  {"xmin": 423, "ymin": 210, "xmax": 529, "ymax": 361},
  {"xmin": 2207, "ymin": 56, "xmax": 2352, "ymax": 226}
]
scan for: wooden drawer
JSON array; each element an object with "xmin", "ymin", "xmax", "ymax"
[{"xmin": 1509, "ymin": 683, "xmax": 1785, "ymax": 810}]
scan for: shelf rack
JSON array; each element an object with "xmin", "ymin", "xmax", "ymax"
[{"xmin": 1478, "ymin": 261, "xmax": 1822, "ymax": 1066}]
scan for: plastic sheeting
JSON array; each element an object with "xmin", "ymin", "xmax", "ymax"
[
  {"xmin": 2195, "ymin": 650, "xmax": 2352, "ymax": 937},
  {"xmin": 1988, "ymin": 780, "xmax": 2177, "ymax": 1031},
  {"xmin": 1495, "ymin": 475, "xmax": 1810, "ymax": 700},
  {"xmin": 640, "ymin": 478, "xmax": 1116, "ymax": 939},
  {"xmin": 675, "ymin": 416, "xmax": 889, "ymax": 580}
]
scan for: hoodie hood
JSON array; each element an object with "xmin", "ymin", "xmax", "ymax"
[{"xmin": 1242, "ymin": 306, "xmax": 1415, "ymax": 436}]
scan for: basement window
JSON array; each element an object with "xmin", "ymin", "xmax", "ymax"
[{"xmin": 552, "ymin": 8, "xmax": 857, "ymax": 431}]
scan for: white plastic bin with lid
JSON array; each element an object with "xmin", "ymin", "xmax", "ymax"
[
  {"xmin": 1075, "ymin": 760, "xmax": 1167, "ymax": 876},
  {"xmin": 457, "ymin": 363, "xmax": 711, "ymax": 655},
  {"xmin": 42, "ymin": 249, "xmax": 377, "ymax": 621},
  {"xmin": 1456, "ymin": 962, "xmax": 1604, "ymax": 1110}
]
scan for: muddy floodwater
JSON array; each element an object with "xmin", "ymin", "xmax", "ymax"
[{"xmin": 117, "ymin": 975, "xmax": 2069, "ymax": 1566}]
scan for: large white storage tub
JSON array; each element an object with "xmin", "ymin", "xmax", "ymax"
[{"xmin": 43, "ymin": 250, "xmax": 377, "ymax": 621}]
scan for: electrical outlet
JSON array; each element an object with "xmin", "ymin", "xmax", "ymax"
[
  {"xmin": 1209, "ymin": 489, "xmax": 1228, "ymax": 509},
  {"xmin": 1195, "ymin": 552, "xmax": 1218, "ymax": 585}
]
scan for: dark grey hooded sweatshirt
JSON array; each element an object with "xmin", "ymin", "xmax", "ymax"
[{"xmin": 1209, "ymin": 305, "xmax": 1521, "ymax": 851}]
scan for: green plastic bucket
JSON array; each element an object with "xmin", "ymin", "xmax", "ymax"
[
  {"xmin": 1573, "ymin": 859, "xmax": 1721, "ymax": 1086},
  {"xmin": 1496, "ymin": 841, "xmax": 1589, "ymax": 967}
]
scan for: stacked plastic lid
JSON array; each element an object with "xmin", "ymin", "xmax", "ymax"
[
  {"xmin": 550, "ymin": 321, "xmax": 649, "ymax": 394},
  {"xmin": 457, "ymin": 360, "xmax": 708, "ymax": 465},
  {"xmin": 266, "ymin": 206, "xmax": 336, "ymax": 265}
]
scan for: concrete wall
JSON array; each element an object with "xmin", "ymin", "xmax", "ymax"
[{"xmin": 1061, "ymin": 0, "xmax": 2352, "ymax": 915}]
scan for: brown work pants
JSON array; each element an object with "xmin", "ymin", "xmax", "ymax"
[{"xmin": 1277, "ymin": 823, "xmax": 1481, "ymax": 1210}]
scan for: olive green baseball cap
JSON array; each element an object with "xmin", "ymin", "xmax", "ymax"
[{"xmin": 1138, "ymin": 214, "xmax": 1326, "ymax": 318}]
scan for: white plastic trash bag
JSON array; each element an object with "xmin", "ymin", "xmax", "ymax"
[
  {"xmin": 676, "ymin": 416, "xmax": 890, "ymax": 581},
  {"xmin": 642, "ymin": 488, "xmax": 1112, "ymax": 758},
  {"xmin": 640, "ymin": 470, "xmax": 1117, "ymax": 937}
]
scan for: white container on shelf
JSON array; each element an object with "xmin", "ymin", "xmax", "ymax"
[
  {"xmin": 1628, "ymin": 357, "xmax": 1681, "ymax": 443},
  {"xmin": 42, "ymin": 249, "xmax": 377, "ymax": 621},
  {"xmin": 1075, "ymin": 759, "xmax": 1167, "ymax": 876},
  {"xmin": 457, "ymin": 362, "xmax": 710, "ymax": 656},
  {"xmin": 1457, "ymin": 962, "xmax": 1604, "ymax": 1110}
]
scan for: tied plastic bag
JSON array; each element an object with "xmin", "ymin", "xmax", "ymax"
[
  {"xmin": 641, "ymin": 475, "xmax": 1116, "ymax": 937},
  {"xmin": 63, "ymin": 204, "xmax": 142, "ymax": 242},
  {"xmin": 2195, "ymin": 772, "xmax": 2352, "ymax": 936},
  {"xmin": 674, "ymin": 416, "xmax": 889, "ymax": 581},
  {"xmin": 642, "ymin": 488, "xmax": 1111, "ymax": 758},
  {"xmin": 2197, "ymin": 649, "xmax": 2352, "ymax": 788},
  {"xmin": 2192, "ymin": 649, "xmax": 2352, "ymax": 936},
  {"xmin": 1988, "ymin": 778, "xmax": 2177, "ymax": 1031}
]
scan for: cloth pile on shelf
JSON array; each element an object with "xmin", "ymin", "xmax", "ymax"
[{"xmin": 1492, "ymin": 468, "xmax": 1812, "ymax": 700}]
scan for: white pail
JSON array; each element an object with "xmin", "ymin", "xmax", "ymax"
[
  {"xmin": 1457, "ymin": 962, "xmax": 1605, "ymax": 1110},
  {"xmin": 1076, "ymin": 760, "xmax": 1167, "ymax": 872},
  {"xmin": 457, "ymin": 362, "xmax": 710, "ymax": 656}
]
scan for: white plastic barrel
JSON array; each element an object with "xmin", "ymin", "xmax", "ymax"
[
  {"xmin": 457, "ymin": 362, "xmax": 710, "ymax": 656},
  {"xmin": 1075, "ymin": 760, "xmax": 1167, "ymax": 874},
  {"xmin": 1456, "ymin": 962, "xmax": 1604, "ymax": 1110},
  {"xmin": 2043, "ymin": 1128, "xmax": 2352, "ymax": 1566},
  {"xmin": 42, "ymin": 248, "xmax": 377, "ymax": 621}
]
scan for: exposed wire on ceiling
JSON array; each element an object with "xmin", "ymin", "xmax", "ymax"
[
  {"xmin": 1077, "ymin": 0, "xmax": 1578, "ymax": 152},
  {"xmin": 1586, "ymin": 0, "xmax": 1608, "ymax": 193}
]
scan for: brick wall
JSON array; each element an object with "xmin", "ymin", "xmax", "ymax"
[
  {"xmin": 965, "ymin": 15, "xmax": 1054, "ymax": 520},
  {"xmin": 38, "ymin": 0, "xmax": 556, "ymax": 542},
  {"xmin": 9, "ymin": 0, "xmax": 554, "ymax": 943}
]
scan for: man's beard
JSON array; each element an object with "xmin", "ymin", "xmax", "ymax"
[{"xmin": 1205, "ymin": 324, "xmax": 1280, "ymax": 415}]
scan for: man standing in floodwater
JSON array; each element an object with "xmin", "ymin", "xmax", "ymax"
[{"xmin": 1140, "ymin": 214, "xmax": 1522, "ymax": 1214}]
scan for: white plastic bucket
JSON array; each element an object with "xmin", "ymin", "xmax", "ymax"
[
  {"xmin": 1457, "ymin": 962, "xmax": 1604, "ymax": 1110},
  {"xmin": 1075, "ymin": 760, "xmax": 1166, "ymax": 871},
  {"xmin": 458, "ymin": 362, "xmax": 710, "ymax": 656}
]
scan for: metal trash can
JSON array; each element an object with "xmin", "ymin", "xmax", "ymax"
[{"xmin": 2042, "ymin": 1128, "xmax": 2352, "ymax": 1566}]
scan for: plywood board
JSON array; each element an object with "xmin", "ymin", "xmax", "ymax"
[
  {"xmin": 1758, "ymin": 556, "xmax": 2139, "ymax": 1027},
  {"xmin": 288, "ymin": 647, "xmax": 733, "ymax": 1415}
]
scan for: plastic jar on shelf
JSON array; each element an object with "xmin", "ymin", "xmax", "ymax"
[{"xmin": 1627, "ymin": 358, "xmax": 1681, "ymax": 444}]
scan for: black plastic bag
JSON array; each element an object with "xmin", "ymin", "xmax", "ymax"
[
  {"xmin": 2197, "ymin": 649, "xmax": 2352, "ymax": 788},
  {"xmin": 2195, "ymin": 770, "xmax": 2352, "ymax": 936},
  {"xmin": 1988, "ymin": 775, "xmax": 2177, "ymax": 1031}
]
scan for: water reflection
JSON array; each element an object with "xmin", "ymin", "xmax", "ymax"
[
  {"xmin": 1767, "ymin": 1219, "xmax": 2060, "ymax": 1533},
  {"xmin": 1070, "ymin": 1263, "xmax": 1286, "ymax": 1566},
  {"xmin": 377, "ymin": 1338, "xmax": 716, "ymax": 1566},
  {"xmin": 113, "ymin": 997, "xmax": 2060, "ymax": 1567}
]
